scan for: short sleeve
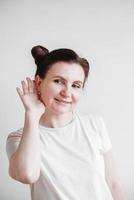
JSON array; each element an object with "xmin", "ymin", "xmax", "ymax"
[
  {"xmin": 95, "ymin": 116, "xmax": 112, "ymax": 154},
  {"xmin": 6, "ymin": 128, "xmax": 23, "ymax": 160},
  {"xmin": 89, "ymin": 114, "xmax": 112, "ymax": 154}
]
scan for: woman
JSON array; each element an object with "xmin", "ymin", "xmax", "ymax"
[{"xmin": 6, "ymin": 45, "xmax": 126, "ymax": 200}]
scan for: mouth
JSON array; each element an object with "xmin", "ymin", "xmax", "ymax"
[{"xmin": 54, "ymin": 98, "xmax": 71, "ymax": 104}]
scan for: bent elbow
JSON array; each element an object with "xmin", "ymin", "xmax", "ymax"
[
  {"xmin": 9, "ymin": 166, "xmax": 40, "ymax": 184},
  {"xmin": 18, "ymin": 175, "xmax": 39, "ymax": 184}
]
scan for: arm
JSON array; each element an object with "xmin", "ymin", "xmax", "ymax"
[
  {"xmin": 8, "ymin": 78, "xmax": 45, "ymax": 184},
  {"xmin": 103, "ymin": 150, "xmax": 127, "ymax": 200},
  {"xmin": 9, "ymin": 112, "xmax": 41, "ymax": 184}
]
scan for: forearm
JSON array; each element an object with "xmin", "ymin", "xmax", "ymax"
[
  {"xmin": 9, "ymin": 112, "xmax": 41, "ymax": 183},
  {"xmin": 108, "ymin": 181, "xmax": 127, "ymax": 200}
]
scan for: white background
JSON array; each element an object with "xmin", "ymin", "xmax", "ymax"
[{"xmin": 0, "ymin": 0, "xmax": 134, "ymax": 199}]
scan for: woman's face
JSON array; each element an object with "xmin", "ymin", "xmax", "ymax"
[{"xmin": 36, "ymin": 61, "xmax": 85, "ymax": 115}]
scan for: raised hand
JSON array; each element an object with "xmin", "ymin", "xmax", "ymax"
[{"xmin": 16, "ymin": 77, "xmax": 45, "ymax": 118}]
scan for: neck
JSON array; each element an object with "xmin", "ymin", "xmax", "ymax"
[{"xmin": 39, "ymin": 110, "xmax": 74, "ymax": 128}]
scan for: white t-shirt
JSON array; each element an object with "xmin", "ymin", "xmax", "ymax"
[{"xmin": 6, "ymin": 111, "xmax": 113, "ymax": 200}]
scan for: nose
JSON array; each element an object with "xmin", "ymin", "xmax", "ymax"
[{"xmin": 60, "ymin": 86, "xmax": 72, "ymax": 98}]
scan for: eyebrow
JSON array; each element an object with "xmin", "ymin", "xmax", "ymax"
[{"xmin": 52, "ymin": 76, "xmax": 83, "ymax": 84}]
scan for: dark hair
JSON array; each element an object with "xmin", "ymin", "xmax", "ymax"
[{"xmin": 31, "ymin": 45, "xmax": 90, "ymax": 87}]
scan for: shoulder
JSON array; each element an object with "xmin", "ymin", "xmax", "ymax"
[{"xmin": 75, "ymin": 111, "xmax": 103, "ymax": 129}]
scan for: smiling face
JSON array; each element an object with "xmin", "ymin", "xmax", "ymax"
[{"xmin": 35, "ymin": 61, "xmax": 85, "ymax": 115}]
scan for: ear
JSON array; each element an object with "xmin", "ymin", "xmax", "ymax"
[{"xmin": 35, "ymin": 75, "xmax": 43, "ymax": 91}]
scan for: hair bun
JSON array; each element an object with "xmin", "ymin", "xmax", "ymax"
[{"xmin": 31, "ymin": 45, "xmax": 49, "ymax": 64}]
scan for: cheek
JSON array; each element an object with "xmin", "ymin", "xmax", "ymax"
[
  {"xmin": 73, "ymin": 91, "xmax": 82, "ymax": 103},
  {"xmin": 40, "ymin": 86, "xmax": 57, "ymax": 102}
]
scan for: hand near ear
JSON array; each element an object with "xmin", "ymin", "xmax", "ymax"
[{"xmin": 16, "ymin": 77, "xmax": 45, "ymax": 119}]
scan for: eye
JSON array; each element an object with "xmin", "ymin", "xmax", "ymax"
[
  {"xmin": 53, "ymin": 79, "xmax": 60, "ymax": 83},
  {"xmin": 72, "ymin": 84, "xmax": 81, "ymax": 89},
  {"xmin": 53, "ymin": 79, "xmax": 62, "ymax": 84}
]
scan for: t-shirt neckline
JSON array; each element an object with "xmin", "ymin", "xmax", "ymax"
[{"xmin": 38, "ymin": 111, "xmax": 77, "ymax": 131}]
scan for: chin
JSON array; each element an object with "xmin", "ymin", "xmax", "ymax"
[
  {"xmin": 46, "ymin": 101, "xmax": 76, "ymax": 114},
  {"xmin": 52, "ymin": 107, "xmax": 73, "ymax": 115}
]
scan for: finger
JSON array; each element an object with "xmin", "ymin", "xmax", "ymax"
[
  {"xmin": 16, "ymin": 87, "xmax": 23, "ymax": 102},
  {"xmin": 26, "ymin": 77, "xmax": 33, "ymax": 93},
  {"xmin": 21, "ymin": 80, "xmax": 28, "ymax": 94}
]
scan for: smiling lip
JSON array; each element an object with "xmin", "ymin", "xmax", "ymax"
[{"xmin": 55, "ymin": 98, "xmax": 71, "ymax": 104}]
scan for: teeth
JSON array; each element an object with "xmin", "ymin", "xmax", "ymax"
[{"xmin": 55, "ymin": 98, "xmax": 70, "ymax": 103}]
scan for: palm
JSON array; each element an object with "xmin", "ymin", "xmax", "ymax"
[{"xmin": 16, "ymin": 77, "xmax": 45, "ymax": 117}]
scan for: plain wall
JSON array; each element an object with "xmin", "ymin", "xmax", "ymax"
[{"xmin": 0, "ymin": 0, "xmax": 134, "ymax": 199}]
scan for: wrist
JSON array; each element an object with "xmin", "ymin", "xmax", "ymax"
[{"xmin": 25, "ymin": 111, "xmax": 41, "ymax": 122}]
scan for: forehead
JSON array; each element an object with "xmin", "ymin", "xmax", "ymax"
[{"xmin": 46, "ymin": 61, "xmax": 85, "ymax": 82}]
